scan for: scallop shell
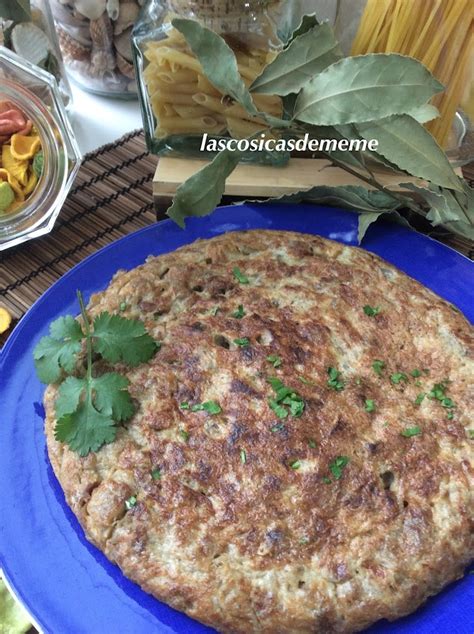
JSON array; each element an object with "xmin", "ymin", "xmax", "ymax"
[
  {"xmin": 90, "ymin": 13, "xmax": 115, "ymax": 75},
  {"xmin": 50, "ymin": 0, "xmax": 86, "ymax": 27},
  {"xmin": 58, "ymin": 27, "xmax": 90, "ymax": 63},
  {"xmin": 114, "ymin": 27, "xmax": 133, "ymax": 61},
  {"xmin": 11, "ymin": 23, "xmax": 51, "ymax": 66},
  {"xmin": 106, "ymin": 0, "xmax": 120, "ymax": 21},
  {"xmin": 74, "ymin": 0, "xmax": 106, "ymax": 21},
  {"xmin": 113, "ymin": 1, "xmax": 139, "ymax": 35},
  {"xmin": 116, "ymin": 52, "xmax": 135, "ymax": 79}
]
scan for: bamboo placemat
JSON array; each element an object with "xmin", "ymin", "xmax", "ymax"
[{"xmin": 0, "ymin": 128, "xmax": 473, "ymax": 348}]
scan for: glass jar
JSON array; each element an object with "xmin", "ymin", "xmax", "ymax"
[
  {"xmin": 0, "ymin": 48, "xmax": 81, "ymax": 251},
  {"xmin": 49, "ymin": 0, "xmax": 139, "ymax": 99},
  {"xmin": 0, "ymin": 0, "xmax": 72, "ymax": 106},
  {"xmin": 132, "ymin": 0, "xmax": 288, "ymax": 157}
]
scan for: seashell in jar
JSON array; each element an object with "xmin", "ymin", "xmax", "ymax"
[
  {"xmin": 58, "ymin": 27, "xmax": 91, "ymax": 62},
  {"xmin": 74, "ymin": 0, "xmax": 106, "ymax": 21},
  {"xmin": 116, "ymin": 52, "xmax": 135, "ymax": 78},
  {"xmin": 50, "ymin": 0, "xmax": 87, "ymax": 28},
  {"xmin": 10, "ymin": 23, "xmax": 51, "ymax": 67},
  {"xmin": 114, "ymin": 27, "xmax": 133, "ymax": 61},
  {"xmin": 90, "ymin": 13, "xmax": 115, "ymax": 75},
  {"xmin": 106, "ymin": 0, "xmax": 120, "ymax": 21},
  {"xmin": 113, "ymin": 1, "xmax": 139, "ymax": 35}
]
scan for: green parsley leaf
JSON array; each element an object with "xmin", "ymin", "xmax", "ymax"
[
  {"xmin": 92, "ymin": 373, "xmax": 136, "ymax": 421},
  {"xmin": 372, "ymin": 359, "xmax": 385, "ymax": 375},
  {"xmin": 428, "ymin": 382, "xmax": 447, "ymax": 400},
  {"xmin": 266, "ymin": 354, "xmax": 282, "ymax": 368},
  {"xmin": 327, "ymin": 367, "xmax": 344, "ymax": 391},
  {"xmin": 365, "ymin": 399, "xmax": 376, "ymax": 413},
  {"xmin": 231, "ymin": 304, "xmax": 245, "ymax": 319},
  {"xmin": 125, "ymin": 495, "xmax": 137, "ymax": 510},
  {"xmin": 322, "ymin": 476, "xmax": 332, "ymax": 484},
  {"xmin": 151, "ymin": 468, "xmax": 161, "ymax": 480},
  {"xmin": 92, "ymin": 312, "xmax": 159, "ymax": 366},
  {"xmin": 363, "ymin": 305, "xmax": 381, "ymax": 317},
  {"xmin": 190, "ymin": 400, "xmax": 222, "ymax": 415},
  {"xmin": 328, "ymin": 455, "xmax": 350, "ymax": 480},
  {"xmin": 268, "ymin": 398, "xmax": 288, "ymax": 419},
  {"xmin": 271, "ymin": 422, "xmax": 286, "ymax": 433},
  {"xmin": 390, "ymin": 372, "xmax": 408, "ymax": 384},
  {"xmin": 55, "ymin": 402, "xmax": 117, "ymax": 457},
  {"xmin": 410, "ymin": 369, "xmax": 422, "ymax": 377},
  {"xmin": 34, "ymin": 316, "xmax": 84, "ymax": 383},
  {"xmin": 240, "ymin": 449, "xmax": 247, "ymax": 464},
  {"xmin": 415, "ymin": 380, "xmax": 423, "ymax": 387},
  {"xmin": 233, "ymin": 267, "xmax": 249, "ymax": 284},
  {"xmin": 284, "ymin": 395, "xmax": 305, "ymax": 417},
  {"xmin": 308, "ymin": 438, "xmax": 317, "ymax": 448},
  {"xmin": 441, "ymin": 397, "xmax": 455, "ymax": 409},
  {"xmin": 267, "ymin": 376, "xmax": 285, "ymax": 392},
  {"xmin": 233, "ymin": 337, "xmax": 250, "ymax": 347},
  {"xmin": 54, "ymin": 376, "xmax": 86, "ymax": 419},
  {"xmin": 119, "ymin": 302, "xmax": 127, "ymax": 312},
  {"xmin": 179, "ymin": 429, "xmax": 190, "ymax": 441},
  {"xmin": 179, "ymin": 401, "xmax": 190, "ymax": 409},
  {"xmin": 289, "ymin": 460, "xmax": 301, "ymax": 470},
  {"xmin": 447, "ymin": 411, "xmax": 454, "ymax": 420},
  {"xmin": 401, "ymin": 426, "xmax": 421, "ymax": 437},
  {"xmin": 414, "ymin": 393, "xmax": 426, "ymax": 406}
]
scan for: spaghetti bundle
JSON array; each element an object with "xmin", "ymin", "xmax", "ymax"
[
  {"xmin": 351, "ymin": 0, "xmax": 473, "ymax": 148},
  {"xmin": 143, "ymin": 26, "xmax": 282, "ymax": 139}
]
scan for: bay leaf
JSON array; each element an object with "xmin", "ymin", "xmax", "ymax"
[
  {"xmin": 276, "ymin": 184, "xmax": 401, "ymax": 213},
  {"xmin": 286, "ymin": 14, "xmax": 320, "ymax": 45},
  {"xmin": 172, "ymin": 18, "xmax": 288, "ymax": 129},
  {"xmin": 294, "ymin": 54, "xmax": 443, "ymax": 125},
  {"xmin": 357, "ymin": 115, "xmax": 462, "ymax": 191},
  {"xmin": 408, "ymin": 103, "xmax": 439, "ymax": 124},
  {"xmin": 357, "ymin": 210, "xmax": 411, "ymax": 243},
  {"xmin": 167, "ymin": 149, "xmax": 241, "ymax": 227},
  {"xmin": 250, "ymin": 24, "xmax": 342, "ymax": 96}
]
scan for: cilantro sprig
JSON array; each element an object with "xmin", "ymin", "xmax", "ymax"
[{"xmin": 34, "ymin": 291, "xmax": 158, "ymax": 456}]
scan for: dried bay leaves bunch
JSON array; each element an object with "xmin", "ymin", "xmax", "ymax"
[{"xmin": 166, "ymin": 15, "xmax": 473, "ymax": 243}]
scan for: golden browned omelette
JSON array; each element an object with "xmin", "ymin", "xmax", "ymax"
[{"xmin": 44, "ymin": 230, "xmax": 473, "ymax": 633}]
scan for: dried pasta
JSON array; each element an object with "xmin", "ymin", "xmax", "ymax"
[
  {"xmin": 143, "ymin": 25, "xmax": 282, "ymax": 140},
  {"xmin": 352, "ymin": 0, "xmax": 473, "ymax": 148}
]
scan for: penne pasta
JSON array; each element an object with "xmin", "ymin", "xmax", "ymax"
[
  {"xmin": 192, "ymin": 92, "xmax": 227, "ymax": 114},
  {"xmin": 225, "ymin": 115, "xmax": 268, "ymax": 139},
  {"xmin": 157, "ymin": 69, "xmax": 197, "ymax": 84},
  {"xmin": 173, "ymin": 105, "xmax": 211, "ymax": 118}
]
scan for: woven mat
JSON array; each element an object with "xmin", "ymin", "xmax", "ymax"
[{"xmin": 0, "ymin": 128, "xmax": 472, "ymax": 347}]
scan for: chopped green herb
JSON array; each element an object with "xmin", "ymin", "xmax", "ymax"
[
  {"xmin": 179, "ymin": 429, "xmax": 190, "ymax": 441},
  {"xmin": 428, "ymin": 382, "xmax": 447, "ymax": 400},
  {"xmin": 447, "ymin": 411, "xmax": 454, "ymax": 420},
  {"xmin": 151, "ymin": 468, "xmax": 161, "ymax": 480},
  {"xmin": 410, "ymin": 369, "xmax": 422, "ymax": 378},
  {"xmin": 401, "ymin": 426, "xmax": 421, "ymax": 437},
  {"xmin": 414, "ymin": 393, "xmax": 426, "ymax": 406},
  {"xmin": 363, "ymin": 305, "xmax": 381, "ymax": 317},
  {"xmin": 209, "ymin": 306, "xmax": 220, "ymax": 316},
  {"xmin": 365, "ymin": 399, "xmax": 376, "ymax": 413},
  {"xmin": 289, "ymin": 460, "xmax": 301, "ymax": 470},
  {"xmin": 327, "ymin": 367, "xmax": 344, "ymax": 391},
  {"xmin": 125, "ymin": 495, "xmax": 137, "ymax": 510},
  {"xmin": 191, "ymin": 400, "xmax": 222, "ymax": 415},
  {"xmin": 271, "ymin": 422, "xmax": 286, "ymax": 433},
  {"xmin": 233, "ymin": 337, "xmax": 250, "ymax": 347},
  {"xmin": 267, "ymin": 376, "xmax": 305, "ymax": 418},
  {"xmin": 240, "ymin": 449, "xmax": 247, "ymax": 464},
  {"xmin": 328, "ymin": 455, "xmax": 350, "ymax": 480},
  {"xmin": 179, "ymin": 401, "xmax": 190, "ymax": 410},
  {"xmin": 231, "ymin": 304, "xmax": 245, "ymax": 319},
  {"xmin": 269, "ymin": 398, "xmax": 288, "ymax": 419},
  {"xmin": 119, "ymin": 302, "xmax": 127, "ymax": 312},
  {"xmin": 390, "ymin": 372, "xmax": 408, "ymax": 384},
  {"xmin": 372, "ymin": 360, "xmax": 385, "ymax": 375},
  {"xmin": 233, "ymin": 267, "xmax": 249, "ymax": 284},
  {"xmin": 308, "ymin": 438, "xmax": 317, "ymax": 448},
  {"xmin": 322, "ymin": 476, "xmax": 331, "ymax": 484},
  {"xmin": 266, "ymin": 354, "xmax": 282, "ymax": 368},
  {"xmin": 415, "ymin": 380, "xmax": 423, "ymax": 387},
  {"xmin": 441, "ymin": 397, "xmax": 455, "ymax": 409}
]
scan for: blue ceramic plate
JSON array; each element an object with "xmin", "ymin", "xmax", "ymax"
[{"xmin": 0, "ymin": 204, "xmax": 473, "ymax": 634}]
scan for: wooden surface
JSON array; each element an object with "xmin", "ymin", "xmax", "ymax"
[{"xmin": 0, "ymin": 129, "xmax": 472, "ymax": 348}]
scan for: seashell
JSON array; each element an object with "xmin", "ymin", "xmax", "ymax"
[
  {"xmin": 11, "ymin": 23, "xmax": 51, "ymax": 66},
  {"xmin": 116, "ymin": 52, "xmax": 135, "ymax": 79},
  {"xmin": 51, "ymin": 0, "xmax": 89, "ymax": 29},
  {"xmin": 90, "ymin": 13, "xmax": 115, "ymax": 76},
  {"xmin": 113, "ymin": 1, "xmax": 139, "ymax": 35},
  {"xmin": 73, "ymin": 0, "xmax": 106, "ymax": 21},
  {"xmin": 106, "ymin": 0, "xmax": 120, "ymax": 21},
  {"xmin": 64, "ymin": 23, "xmax": 93, "ymax": 47},
  {"xmin": 114, "ymin": 27, "xmax": 133, "ymax": 62},
  {"xmin": 58, "ymin": 27, "xmax": 90, "ymax": 62}
]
